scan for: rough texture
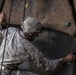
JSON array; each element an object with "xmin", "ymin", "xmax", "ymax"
[
  {"xmin": 10, "ymin": 0, "xmax": 25, "ymax": 24},
  {"xmin": 2, "ymin": 0, "xmax": 11, "ymax": 23},
  {"xmin": 2, "ymin": 0, "xmax": 25, "ymax": 25},
  {"xmin": 2, "ymin": 0, "xmax": 76, "ymax": 36},
  {"xmin": 1, "ymin": 0, "xmax": 76, "ymax": 75},
  {"xmin": 25, "ymin": 0, "xmax": 75, "ymax": 36}
]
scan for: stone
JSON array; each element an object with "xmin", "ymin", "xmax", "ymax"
[{"xmin": 25, "ymin": 0, "xmax": 75, "ymax": 36}]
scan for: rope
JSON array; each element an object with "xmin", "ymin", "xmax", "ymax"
[
  {"xmin": 23, "ymin": 0, "xmax": 26, "ymax": 21},
  {"xmin": 0, "ymin": 26, "xmax": 8, "ymax": 75},
  {"xmin": 0, "ymin": 0, "xmax": 13, "ymax": 75}
]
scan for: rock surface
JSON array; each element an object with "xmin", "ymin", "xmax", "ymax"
[
  {"xmin": 32, "ymin": 27, "xmax": 75, "ymax": 75},
  {"xmin": 25, "ymin": 0, "xmax": 75, "ymax": 36}
]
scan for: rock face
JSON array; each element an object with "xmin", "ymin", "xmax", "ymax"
[
  {"xmin": 2, "ymin": 0, "xmax": 25, "ymax": 24},
  {"xmin": 1, "ymin": 0, "xmax": 76, "ymax": 36},
  {"xmin": 33, "ymin": 28, "xmax": 73, "ymax": 59},
  {"xmin": 32, "ymin": 27, "xmax": 76, "ymax": 75},
  {"xmin": 25, "ymin": 0, "xmax": 75, "ymax": 36}
]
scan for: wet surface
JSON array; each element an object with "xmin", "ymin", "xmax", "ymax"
[
  {"xmin": 33, "ymin": 27, "xmax": 74, "ymax": 59},
  {"xmin": 32, "ymin": 27, "xmax": 76, "ymax": 75}
]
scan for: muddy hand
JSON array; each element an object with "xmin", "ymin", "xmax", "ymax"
[{"xmin": 64, "ymin": 53, "xmax": 76, "ymax": 62}]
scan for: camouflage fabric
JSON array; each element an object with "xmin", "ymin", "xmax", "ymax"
[{"xmin": 0, "ymin": 27, "xmax": 63, "ymax": 75}]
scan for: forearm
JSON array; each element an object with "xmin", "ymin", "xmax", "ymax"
[
  {"xmin": 26, "ymin": 43, "xmax": 64, "ymax": 71},
  {"xmin": 25, "ymin": 40, "xmax": 73, "ymax": 72}
]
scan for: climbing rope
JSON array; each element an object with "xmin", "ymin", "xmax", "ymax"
[{"xmin": 0, "ymin": 0, "xmax": 13, "ymax": 75}]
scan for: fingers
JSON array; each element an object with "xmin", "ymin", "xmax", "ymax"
[
  {"xmin": 65, "ymin": 52, "xmax": 76, "ymax": 62},
  {"xmin": 0, "ymin": 12, "xmax": 4, "ymax": 23},
  {"xmin": 72, "ymin": 55, "xmax": 76, "ymax": 61},
  {"xmin": 69, "ymin": 52, "xmax": 76, "ymax": 60}
]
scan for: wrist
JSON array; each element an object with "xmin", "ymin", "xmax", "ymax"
[{"xmin": 62, "ymin": 57, "xmax": 67, "ymax": 63}]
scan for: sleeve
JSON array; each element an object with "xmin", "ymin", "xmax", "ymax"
[{"xmin": 25, "ymin": 41, "xmax": 64, "ymax": 71}]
